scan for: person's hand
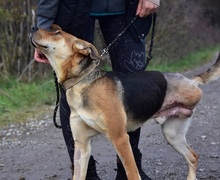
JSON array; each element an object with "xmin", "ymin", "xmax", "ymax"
[
  {"xmin": 136, "ymin": 0, "xmax": 159, "ymax": 18},
  {"xmin": 34, "ymin": 49, "xmax": 49, "ymax": 63}
]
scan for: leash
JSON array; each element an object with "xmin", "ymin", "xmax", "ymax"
[
  {"xmin": 53, "ymin": 71, "xmax": 62, "ymax": 128},
  {"xmin": 100, "ymin": 13, "xmax": 157, "ymax": 70},
  {"xmin": 100, "ymin": 15, "xmax": 138, "ymax": 57},
  {"xmin": 52, "ymin": 13, "xmax": 157, "ymax": 129},
  {"xmin": 144, "ymin": 12, "xmax": 157, "ymax": 69}
]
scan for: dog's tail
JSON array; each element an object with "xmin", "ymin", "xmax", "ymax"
[{"xmin": 193, "ymin": 52, "xmax": 220, "ymax": 86}]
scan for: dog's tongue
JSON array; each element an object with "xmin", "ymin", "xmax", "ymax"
[{"xmin": 35, "ymin": 50, "xmax": 49, "ymax": 63}]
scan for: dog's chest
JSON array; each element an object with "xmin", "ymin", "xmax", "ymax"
[
  {"xmin": 66, "ymin": 87, "xmax": 104, "ymax": 132},
  {"xmin": 66, "ymin": 87, "xmax": 86, "ymax": 109}
]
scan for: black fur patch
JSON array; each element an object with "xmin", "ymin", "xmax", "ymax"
[{"xmin": 106, "ymin": 71, "xmax": 167, "ymax": 122}]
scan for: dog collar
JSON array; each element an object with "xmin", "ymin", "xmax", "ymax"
[{"xmin": 61, "ymin": 59, "xmax": 100, "ymax": 90}]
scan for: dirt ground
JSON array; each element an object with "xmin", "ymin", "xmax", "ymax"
[{"xmin": 0, "ymin": 58, "xmax": 220, "ymax": 180}]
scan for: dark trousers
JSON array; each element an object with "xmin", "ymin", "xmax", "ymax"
[{"xmin": 60, "ymin": 14, "xmax": 152, "ymax": 164}]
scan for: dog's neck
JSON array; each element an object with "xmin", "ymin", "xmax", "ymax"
[{"xmin": 61, "ymin": 58, "xmax": 101, "ymax": 90}]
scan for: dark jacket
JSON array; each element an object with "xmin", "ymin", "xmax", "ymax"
[
  {"xmin": 55, "ymin": 0, "xmax": 94, "ymax": 38},
  {"xmin": 37, "ymin": 0, "xmax": 152, "ymax": 40},
  {"xmin": 37, "ymin": 0, "xmax": 93, "ymax": 38}
]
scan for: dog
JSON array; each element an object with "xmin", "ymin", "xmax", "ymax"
[{"xmin": 30, "ymin": 24, "xmax": 220, "ymax": 180}]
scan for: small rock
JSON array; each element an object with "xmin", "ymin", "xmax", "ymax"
[
  {"xmin": 157, "ymin": 162, "xmax": 163, "ymax": 166},
  {"xmin": 200, "ymin": 111, "xmax": 205, "ymax": 114},
  {"xmin": 199, "ymin": 168, "xmax": 205, "ymax": 172},
  {"xmin": 210, "ymin": 155, "xmax": 219, "ymax": 158},
  {"xmin": 201, "ymin": 135, "xmax": 206, "ymax": 140},
  {"xmin": 212, "ymin": 105, "xmax": 218, "ymax": 110},
  {"xmin": 155, "ymin": 169, "xmax": 160, "ymax": 174}
]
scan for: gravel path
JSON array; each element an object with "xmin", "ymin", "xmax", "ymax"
[{"xmin": 0, "ymin": 59, "xmax": 220, "ymax": 180}]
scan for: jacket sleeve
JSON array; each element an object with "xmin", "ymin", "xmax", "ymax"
[
  {"xmin": 146, "ymin": 0, "xmax": 160, "ymax": 6},
  {"xmin": 36, "ymin": 0, "xmax": 60, "ymax": 29}
]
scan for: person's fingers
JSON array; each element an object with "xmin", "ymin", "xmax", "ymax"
[
  {"xmin": 136, "ymin": 0, "xmax": 158, "ymax": 18},
  {"xmin": 136, "ymin": 0, "xmax": 143, "ymax": 16}
]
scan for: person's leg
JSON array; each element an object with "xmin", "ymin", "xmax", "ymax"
[
  {"xmin": 54, "ymin": 0, "xmax": 100, "ymax": 178},
  {"xmin": 84, "ymin": 17, "xmax": 96, "ymax": 43},
  {"xmin": 99, "ymin": 14, "xmax": 152, "ymax": 180},
  {"xmin": 59, "ymin": 88, "xmax": 74, "ymax": 163},
  {"xmin": 98, "ymin": 14, "xmax": 152, "ymax": 73}
]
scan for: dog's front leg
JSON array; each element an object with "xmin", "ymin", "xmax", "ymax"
[
  {"xmin": 111, "ymin": 132, "xmax": 141, "ymax": 180},
  {"xmin": 70, "ymin": 116, "xmax": 95, "ymax": 180}
]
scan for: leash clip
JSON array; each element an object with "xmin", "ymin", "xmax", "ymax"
[{"xmin": 100, "ymin": 48, "xmax": 109, "ymax": 57}]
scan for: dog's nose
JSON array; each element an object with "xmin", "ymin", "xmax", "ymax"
[
  {"xmin": 31, "ymin": 27, "xmax": 39, "ymax": 33},
  {"xmin": 29, "ymin": 27, "xmax": 39, "ymax": 43}
]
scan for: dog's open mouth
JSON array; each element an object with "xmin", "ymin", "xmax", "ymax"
[
  {"xmin": 38, "ymin": 50, "xmax": 48, "ymax": 60},
  {"xmin": 35, "ymin": 49, "xmax": 49, "ymax": 63},
  {"xmin": 30, "ymin": 37, "xmax": 49, "ymax": 63}
]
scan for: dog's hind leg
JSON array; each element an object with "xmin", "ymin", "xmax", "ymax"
[
  {"xmin": 161, "ymin": 117, "xmax": 198, "ymax": 180},
  {"xmin": 70, "ymin": 116, "xmax": 97, "ymax": 180}
]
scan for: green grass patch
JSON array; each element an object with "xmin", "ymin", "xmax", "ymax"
[
  {"xmin": 0, "ymin": 78, "xmax": 56, "ymax": 127},
  {"xmin": 148, "ymin": 46, "xmax": 220, "ymax": 72}
]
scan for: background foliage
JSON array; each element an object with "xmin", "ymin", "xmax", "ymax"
[{"xmin": 0, "ymin": 0, "xmax": 219, "ymax": 81}]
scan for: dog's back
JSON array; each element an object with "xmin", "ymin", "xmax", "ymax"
[{"xmin": 105, "ymin": 71, "xmax": 167, "ymax": 122}]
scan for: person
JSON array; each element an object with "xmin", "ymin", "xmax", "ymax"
[{"xmin": 34, "ymin": 0, "xmax": 160, "ymax": 179}]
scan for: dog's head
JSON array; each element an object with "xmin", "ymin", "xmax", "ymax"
[{"xmin": 30, "ymin": 24, "xmax": 100, "ymax": 82}]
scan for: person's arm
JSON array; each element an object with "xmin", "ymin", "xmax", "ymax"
[
  {"xmin": 37, "ymin": 0, "xmax": 60, "ymax": 29},
  {"xmin": 136, "ymin": 0, "xmax": 160, "ymax": 18}
]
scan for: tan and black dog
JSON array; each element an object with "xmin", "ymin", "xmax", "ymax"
[{"xmin": 30, "ymin": 25, "xmax": 220, "ymax": 180}]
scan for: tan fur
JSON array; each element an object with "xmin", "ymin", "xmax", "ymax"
[
  {"xmin": 193, "ymin": 53, "xmax": 220, "ymax": 85},
  {"xmin": 30, "ymin": 25, "xmax": 220, "ymax": 180}
]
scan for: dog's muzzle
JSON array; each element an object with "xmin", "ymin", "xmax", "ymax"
[{"xmin": 29, "ymin": 27, "xmax": 39, "ymax": 47}]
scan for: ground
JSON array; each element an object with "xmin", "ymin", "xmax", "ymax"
[{"xmin": 0, "ymin": 60, "xmax": 219, "ymax": 180}]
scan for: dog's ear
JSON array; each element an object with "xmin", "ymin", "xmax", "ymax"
[
  {"xmin": 50, "ymin": 24, "xmax": 62, "ymax": 31},
  {"xmin": 73, "ymin": 40, "xmax": 100, "ymax": 60}
]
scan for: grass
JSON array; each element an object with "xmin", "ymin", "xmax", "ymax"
[
  {"xmin": 148, "ymin": 46, "xmax": 220, "ymax": 72},
  {"xmin": 0, "ymin": 46, "xmax": 219, "ymax": 128},
  {"xmin": 0, "ymin": 78, "xmax": 56, "ymax": 127}
]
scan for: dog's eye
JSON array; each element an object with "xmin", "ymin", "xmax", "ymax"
[{"xmin": 54, "ymin": 30, "xmax": 61, "ymax": 35}]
